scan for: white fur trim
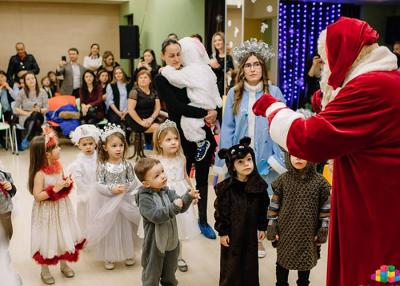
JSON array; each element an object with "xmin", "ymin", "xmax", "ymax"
[
  {"xmin": 269, "ymin": 108, "xmax": 304, "ymax": 151},
  {"xmin": 321, "ymin": 46, "xmax": 397, "ymax": 110},
  {"xmin": 248, "ymin": 90, "xmax": 257, "ymax": 149},
  {"xmin": 317, "ymin": 29, "xmax": 327, "ymax": 63},
  {"xmin": 343, "ymin": 46, "xmax": 398, "ymax": 87},
  {"xmin": 267, "ymin": 156, "xmax": 287, "ymax": 175},
  {"xmin": 181, "ymin": 116, "xmax": 206, "ymax": 142},
  {"xmin": 265, "ymin": 102, "xmax": 287, "ymax": 117}
]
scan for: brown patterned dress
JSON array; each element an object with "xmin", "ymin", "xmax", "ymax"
[{"xmin": 268, "ymin": 153, "xmax": 331, "ymax": 271}]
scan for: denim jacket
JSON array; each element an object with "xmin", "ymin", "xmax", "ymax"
[{"xmin": 215, "ymin": 84, "xmax": 286, "ymax": 176}]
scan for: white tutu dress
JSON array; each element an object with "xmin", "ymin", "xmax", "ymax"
[
  {"xmin": 86, "ymin": 160, "xmax": 140, "ymax": 262},
  {"xmin": 31, "ymin": 171, "xmax": 84, "ymax": 265},
  {"xmin": 67, "ymin": 151, "xmax": 97, "ymax": 234},
  {"xmin": 138, "ymin": 155, "xmax": 200, "ymax": 240}
]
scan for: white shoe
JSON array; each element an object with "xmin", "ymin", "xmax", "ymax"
[
  {"xmin": 125, "ymin": 258, "xmax": 135, "ymax": 267},
  {"xmin": 104, "ymin": 261, "xmax": 115, "ymax": 270}
]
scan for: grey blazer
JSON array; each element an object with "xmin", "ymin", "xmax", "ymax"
[{"xmin": 56, "ymin": 63, "xmax": 86, "ymax": 95}]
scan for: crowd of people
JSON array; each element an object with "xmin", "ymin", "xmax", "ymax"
[
  {"xmin": 1, "ymin": 16, "xmax": 400, "ymax": 286},
  {"xmin": 0, "ymin": 31, "xmax": 237, "ymax": 152}
]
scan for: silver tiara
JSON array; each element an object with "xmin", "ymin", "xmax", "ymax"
[
  {"xmin": 100, "ymin": 123, "xmax": 125, "ymax": 141},
  {"xmin": 157, "ymin": 120, "xmax": 177, "ymax": 139},
  {"xmin": 233, "ymin": 38, "xmax": 275, "ymax": 63}
]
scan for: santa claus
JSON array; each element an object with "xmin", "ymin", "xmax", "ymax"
[{"xmin": 253, "ymin": 17, "xmax": 400, "ymax": 286}]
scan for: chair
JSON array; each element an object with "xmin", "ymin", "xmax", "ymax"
[
  {"xmin": 9, "ymin": 102, "xmax": 25, "ymax": 155},
  {"xmin": 0, "ymin": 103, "xmax": 14, "ymax": 153},
  {"xmin": 128, "ymin": 131, "xmax": 146, "ymax": 160}
]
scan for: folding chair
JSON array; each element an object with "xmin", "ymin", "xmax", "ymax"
[
  {"xmin": 10, "ymin": 102, "xmax": 24, "ymax": 155},
  {"xmin": 0, "ymin": 103, "xmax": 14, "ymax": 153}
]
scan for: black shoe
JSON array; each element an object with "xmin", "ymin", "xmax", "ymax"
[{"xmin": 195, "ymin": 140, "xmax": 210, "ymax": 161}]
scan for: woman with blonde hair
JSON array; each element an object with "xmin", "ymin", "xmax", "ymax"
[
  {"xmin": 210, "ymin": 32, "xmax": 234, "ymax": 98},
  {"xmin": 105, "ymin": 67, "xmax": 131, "ymax": 125},
  {"xmin": 215, "ymin": 39, "xmax": 286, "ymax": 258}
]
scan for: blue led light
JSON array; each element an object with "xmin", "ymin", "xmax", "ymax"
[{"xmin": 278, "ymin": 1, "xmax": 342, "ymax": 108}]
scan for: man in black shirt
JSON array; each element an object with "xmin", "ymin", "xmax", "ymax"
[{"xmin": 6, "ymin": 42, "xmax": 40, "ymax": 85}]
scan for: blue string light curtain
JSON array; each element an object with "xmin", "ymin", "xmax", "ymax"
[{"xmin": 278, "ymin": 1, "xmax": 342, "ymax": 108}]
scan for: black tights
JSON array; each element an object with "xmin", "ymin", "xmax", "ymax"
[
  {"xmin": 276, "ymin": 263, "xmax": 310, "ymax": 286},
  {"xmin": 23, "ymin": 111, "xmax": 44, "ymax": 141}
]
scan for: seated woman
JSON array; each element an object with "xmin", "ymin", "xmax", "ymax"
[
  {"xmin": 80, "ymin": 70, "xmax": 105, "ymax": 125},
  {"xmin": 40, "ymin": 76, "xmax": 53, "ymax": 98},
  {"xmin": 0, "ymin": 70, "xmax": 16, "ymax": 122},
  {"xmin": 105, "ymin": 67, "xmax": 131, "ymax": 126},
  {"xmin": 47, "ymin": 71, "xmax": 59, "ymax": 95},
  {"xmin": 126, "ymin": 68, "xmax": 160, "ymax": 141},
  {"xmin": 13, "ymin": 72, "xmax": 48, "ymax": 150},
  {"xmin": 96, "ymin": 69, "xmax": 109, "ymax": 100}
]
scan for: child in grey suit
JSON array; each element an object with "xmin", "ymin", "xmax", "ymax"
[{"xmin": 134, "ymin": 157, "xmax": 199, "ymax": 286}]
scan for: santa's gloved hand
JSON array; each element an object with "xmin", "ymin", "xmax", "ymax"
[
  {"xmin": 266, "ymin": 220, "xmax": 279, "ymax": 241},
  {"xmin": 252, "ymin": 93, "xmax": 279, "ymax": 117},
  {"xmin": 315, "ymin": 227, "xmax": 328, "ymax": 244},
  {"xmin": 311, "ymin": 89, "xmax": 323, "ymax": 114}
]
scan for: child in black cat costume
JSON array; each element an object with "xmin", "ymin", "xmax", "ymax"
[{"xmin": 214, "ymin": 137, "xmax": 270, "ymax": 286}]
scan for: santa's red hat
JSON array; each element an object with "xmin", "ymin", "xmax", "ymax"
[{"xmin": 325, "ymin": 17, "xmax": 379, "ymax": 89}]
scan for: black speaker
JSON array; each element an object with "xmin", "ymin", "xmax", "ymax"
[
  {"xmin": 119, "ymin": 25, "xmax": 140, "ymax": 59},
  {"xmin": 385, "ymin": 16, "xmax": 400, "ymax": 45}
]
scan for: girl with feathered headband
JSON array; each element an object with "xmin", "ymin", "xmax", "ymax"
[{"xmin": 28, "ymin": 126, "xmax": 84, "ymax": 284}]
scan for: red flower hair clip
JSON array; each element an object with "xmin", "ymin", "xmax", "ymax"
[{"xmin": 42, "ymin": 125, "xmax": 58, "ymax": 149}]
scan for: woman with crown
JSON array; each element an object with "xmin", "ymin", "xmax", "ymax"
[{"xmin": 215, "ymin": 39, "xmax": 286, "ymax": 258}]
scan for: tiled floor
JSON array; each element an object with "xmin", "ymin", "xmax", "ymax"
[{"xmin": 1, "ymin": 144, "xmax": 327, "ymax": 285}]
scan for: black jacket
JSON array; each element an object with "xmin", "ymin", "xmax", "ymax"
[{"xmin": 7, "ymin": 53, "xmax": 40, "ymax": 85}]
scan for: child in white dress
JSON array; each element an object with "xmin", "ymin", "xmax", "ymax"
[
  {"xmin": 152, "ymin": 120, "xmax": 200, "ymax": 271},
  {"xmin": 29, "ymin": 127, "xmax": 84, "ymax": 285},
  {"xmin": 86, "ymin": 124, "xmax": 140, "ymax": 270},
  {"xmin": 68, "ymin": 124, "xmax": 101, "ymax": 234}
]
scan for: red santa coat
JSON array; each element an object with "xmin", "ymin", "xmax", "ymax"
[
  {"xmin": 286, "ymin": 70, "xmax": 400, "ymax": 286},
  {"xmin": 253, "ymin": 18, "xmax": 400, "ymax": 286}
]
